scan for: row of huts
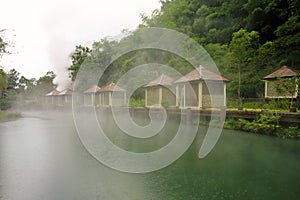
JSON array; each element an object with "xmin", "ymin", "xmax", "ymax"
[
  {"xmin": 45, "ymin": 65, "xmax": 298, "ymax": 108},
  {"xmin": 45, "ymin": 82, "xmax": 126, "ymax": 107},
  {"xmin": 144, "ymin": 66, "xmax": 229, "ymax": 108},
  {"xmin": 46, "ymin": 65, "xmax": 229, "ymax": 109}
]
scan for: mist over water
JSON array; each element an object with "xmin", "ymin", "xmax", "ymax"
[{"xmin": 1, "ymin": 109, "xmax": 300, "ymax": 199}]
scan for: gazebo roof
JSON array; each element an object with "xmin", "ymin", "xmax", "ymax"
[
  {"xmin": 174, "ymin": 65, "xmax": 230, "ymax": 83},
  {"xmin": 58, "ymin": 88, "xmax": 73, "ymax": 96},
  {"xmin": 144, "ymin": 74, "xmax": 174, "ymax": 87},
  {"xmin": 263, "ymin": 66, "xmax": 297, "ymax": 79},
  {"xmin": 46, "ymin": 89, "xmax": 60, "ymax": 96},
  {"xmin": 98, "ymin": 82, "xmax": 125, "ymax": 92},
  {"xmin": 84, "ymin": 85, "xmax": 101, "ymax": 93}
]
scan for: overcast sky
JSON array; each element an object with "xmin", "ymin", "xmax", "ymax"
[{"xmin": 0, "ymin": 0, "xmax": 161, "ymax": 81}]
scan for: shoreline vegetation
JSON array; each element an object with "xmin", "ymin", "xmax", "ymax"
[
  {"xmin": 223, "ymin": 114, "xmax": 300, "ymax": 140},
  {"xmin": 198, "ymin": 111, "xmax": 300, "ymax": 140},
  {"xmin": 0, "ymin": 110, "xmax": 22, "ymax": 122},
  {"xmin": 129, "ymin": 99, "xmax": 300, "ymax": 139}
]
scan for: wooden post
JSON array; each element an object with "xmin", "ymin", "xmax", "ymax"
[
  {"xmin": 183, "ymin": 85, "xmax": 186, "ymax": 108},
  {"xmin": 159, "ymin": 87, "xmax": 162, "ymax": 107},
  {"xmin": 109, "ymin": 92, "xmax": 112, "ymax": 106},
  {"xmin": 124, "ymin": 92, "xmax": 126, "ymax": 105},
  {"xmin": 265, "ymin": 81, "xmax": 268, "ymax": 98},
  {"xmin": 92, "ymin": 94, "xmax": 94, "ymax": 106},
  {"xmin": 176, "ymin": 85, "xmax": 179, "ymax": 107},
  {"xmin": 99, "ymin": 93, "xmax": 102, "ymax": 106},
  {"xmin": 223, "ymin": 82, "xmax": 226, "ymax": 107},
  {"xmin": 198, "ymin": 81, "xmax": 203, "ymax": 109},
  {"xmin": 145, "ymin": 88, "xmax": 148, "ymax": 107}
]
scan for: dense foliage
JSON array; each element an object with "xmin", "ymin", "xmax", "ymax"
[
  {"xmin": 0, "ymin": 29, "xmax": 10, "ymax": 59},
  {"xmin": 69, "ymin": 0, "xmax": 299, "ymax": 101},
  {"xmin": 0, "ymin": 68, "xmax": 56, "ymax": 109},
  {"xmin": 141, "ymin": 0, "xmax": 300, "ymax": 98},
  {"xmin": 224, "ymin": 113, "xmax": 300, "ymax": 139}
]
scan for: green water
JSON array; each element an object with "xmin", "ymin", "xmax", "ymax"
[{"xmin": 0, "ymin": 110, "xmax": 299, "ymax": 199}]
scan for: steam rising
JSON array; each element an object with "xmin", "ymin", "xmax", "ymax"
[{"xmin": 47, "ymin": 35, "xmax": 72, "ymax": 91}]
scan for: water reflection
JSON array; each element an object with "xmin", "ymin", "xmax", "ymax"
[{"xmin": 0, "ymin": 110, "xmax": 300, "ymax": 199}]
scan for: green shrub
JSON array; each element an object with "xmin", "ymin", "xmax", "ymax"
[
  {"xmin": 243, "ymin": 101, "xmax": 262, "ymax": 109},
  {"xmin": 224, "ymin": 118, "xmax": 250, "ymax": 129},
  {"xmin": 224, "ymin": 113, "xmax": 300, "ymax": 139},
  {"xmin": 227, "ymin": 99, "xmax": 238, "ymax": 108},
  {"xmin": 161, "ymin": 100, "xmax": 170, "ymax": 108},
  {"xmin": 277, "ymin": 126, "xmax": 300, "ymax": 139},
  {"xmin": 263, "ymin": 98, "xmax": 290, "ymax": 110},
  {"xmin": 0, "ymin": 110, "xmax": 22, "ymax": 121},
  {"xmin": 241, "ymin": 113, "xmax": 280, "ymax": 134},
  {"xmin": 129, "ymin": 98, "xmax": 145, "ymax": 107}
]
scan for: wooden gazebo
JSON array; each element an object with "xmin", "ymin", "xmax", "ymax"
[
  {"xmin": 45, "ymin": 89, "xmax": 60, "ymax": 105},
  {"xmin": 144, "ymin": 74, "xmax": 175, "ymax": 108},
  {"xmin": 174, "ymin": 65, "xmax": 229, "ymax": 109},
  {"xmin": 83, "ymin": 85, "xmax": 101, "ymax": 106},
  {"xmin": 98, "ymin": 83, "xmax": 126, "ymax": 106},
  {"xmin": 57, "ymin": 88, "xmax": 73, "ymax": 105},
  {"xmin": 263, "ymin": 66, "xmax": 298, "ymax": 99}
]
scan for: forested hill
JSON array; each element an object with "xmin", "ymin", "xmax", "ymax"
[
  {"xmin": 68, "ymin": 0, "xmax": 299, "ymax": 99},
  {"xmin": 139, "ymin": 0, "xmax": 300, "ymax": 97},
  {"xmin": 143, "ymin": 0, "xmax": 299, "ymax": 45}
]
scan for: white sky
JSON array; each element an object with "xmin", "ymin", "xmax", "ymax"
[{"xmin": 0, "ymin": 0, "xmax": 161, "ymax": 80}]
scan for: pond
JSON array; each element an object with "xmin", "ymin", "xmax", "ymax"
[{"xmin": 0, "ymin": 110, "xmax": 299, "ymax": 199}]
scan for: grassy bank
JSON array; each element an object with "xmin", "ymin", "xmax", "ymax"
[{"xmin": 0, "ymin": 110, "xmax": 22, "ymax": 122}]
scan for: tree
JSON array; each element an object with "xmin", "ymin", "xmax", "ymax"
[
  {"xmin": 0, "ymin": 29, "xmax": 10, "ymax": 96},
  {"xmin": 274, "ymin": 16, "xmax": 300, "ymax": 68},
  {"xmin": 227, "ymin": 29, "xmax": 260, "ymax": 106},
  {"xmin": 0, "ymin": 68, "xmax": 8, "ymax": 99},
  {"xmin": 6, "ymin": 68, "xmax": 20, "ymax": 90},
  {"xmin": 67, "ymin": 0, "xmax": 299, "ymax": 102},
  {"xmin": 0, "ymin": 29, "xmax": 10, "ymax": 59},
  {"xmin": 35, "ymin": 71, "xmax": 56, "ymax": 95},
  {"xmin": 22, "ymin": 71, "xmax": 56, "ymax": 98},
  {"xmin": 0, "ymin": 30, "xmax": 15, "ymax": 109},
  {"xmin": 68, "ymin": 45, "xmax": 92, "ymax": 81}
]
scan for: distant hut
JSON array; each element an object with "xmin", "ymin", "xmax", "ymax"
[
  {"xmin": 144, "ymin": 74, "xmax": 175, "ymax": 108},
  {"xmin": 98, "ymin": 83, "xmax": 126, "ymax": 106},
  {"xmin": 263, "ymin": 66, "xmax": 298, "ymax": 99},
  {"xmin": 58, "ymin": 88, "xmax": 73, "ymax": 105},
  {"xmin": 83, "ymin": 85, "xmax": 101, "ymax": 106},
  {"xmin": 45, "ymin": 89, "xmax": 60, "ymax": 105},
  {"xmin": 174, "ymin": 65, "xmax": 229, "ymax": 109}
]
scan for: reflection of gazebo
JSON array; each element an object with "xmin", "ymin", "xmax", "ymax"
[
  {"xmin": 263, "ymin": 66, "xmax": 298, "ymax": 99},
  {"xmin": 45, "ymin": 89, "xmax": 60, "ymax": 105},
  {"xmin": 58, "ymin": 88, "xmax": 73, "ymax": 105},
  {"xmin": 98, "ymin": 83, "xmax": 126, "ymax": 106},
  {"xmin": 83, "ymin": 85, "xmax": 101, "ymax": 106},
  {"xmin": 174, "ymin": 65, "xmax": 229, "ymax": 109},
  {"xmin": 144, "ymin": 74, "xmax": 175, "ymax": 107}
]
